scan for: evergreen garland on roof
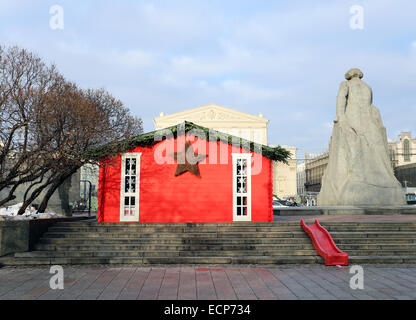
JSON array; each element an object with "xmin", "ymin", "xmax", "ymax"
[{"xmin": 85, "ymin": 121, "xmax": 290, "ymax": 163}]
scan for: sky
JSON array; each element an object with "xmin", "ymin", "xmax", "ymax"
[{"xmin": 1, "ymin": 0, "xmax": 415, "ymax": 159}]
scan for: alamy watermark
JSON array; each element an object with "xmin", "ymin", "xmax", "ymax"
[
  {"xmin": 49, "ymin": 265, "xmax": 64, "ymax": 290},
  {"xmin": 49, "ymin": 5, "xmax": 64, "ymax": 30},
  {"xmin": 152, "ymin": 123, "xmax": 264, "ymax": 175},
  {"xmin": 350, "ymin": 5, "xmax": 364, "ymax": 30},
  {"xmin": 349, "ymin": 265, "xmax": 364, "ymax": 290}
]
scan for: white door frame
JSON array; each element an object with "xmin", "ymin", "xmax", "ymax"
[
  {"xmin": 120, "ymin": 153, "xmax": 141, "ymax": 222},
  {"xmin": 232, "ymin": 153, "xmax": 252, "ymax": 222}
]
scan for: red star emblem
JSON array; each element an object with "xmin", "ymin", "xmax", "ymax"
[{"xmin": 170, "ymin": 141, "xmax": 206, "ymax": 178}]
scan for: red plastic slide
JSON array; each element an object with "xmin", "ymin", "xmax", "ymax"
[{"xmin": 300, "ymin": 219, "xmax": 348, "ymax": 266}]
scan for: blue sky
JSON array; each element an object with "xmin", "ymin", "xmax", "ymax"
[{"xmin": 1, "ymin": 0, "xmax": 415, "ymax": 158}]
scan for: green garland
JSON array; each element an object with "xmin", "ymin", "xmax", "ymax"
[{"xmin": 85, "ymin": 121, "xmax": 291, "ymax": 163}]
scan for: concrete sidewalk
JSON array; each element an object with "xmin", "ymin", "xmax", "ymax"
[{"xmin": 0, "ymin": 264, "xmax": 415, "ymax": 300}]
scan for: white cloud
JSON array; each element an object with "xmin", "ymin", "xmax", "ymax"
[
  {"xmin": 1, "ymin": 0, "xmax": 415, "ymax": 152},
  {"xmin": 221, "ymin": 80, "xmax": 282, "ymax": 101}
]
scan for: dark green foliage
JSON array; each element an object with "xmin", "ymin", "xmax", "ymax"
[{"xmin": 85, "ymin": 121, "xmax": 290, "ymax": 163}]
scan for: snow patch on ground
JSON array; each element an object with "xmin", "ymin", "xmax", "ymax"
[{"xmin": 0, "ymin": 203, "xmax": 64, "ymax": 220}]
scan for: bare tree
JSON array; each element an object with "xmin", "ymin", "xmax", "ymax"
[
  {"xmin": 0, "ymin": 45, "xmax": 143, "ymax": 214},
  {"xmin": 0, "ymin": 45, "xmax": 61, "ymax": 206},
  {"xmin": 35, "ymin": 86, "xmax": 142, "ymax": 213}
]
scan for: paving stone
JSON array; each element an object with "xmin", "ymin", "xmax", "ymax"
[
  {"xmin": 239, "ymin": 268, "xmax": 276, "ymax": 299},
  {"xmin": 1, "ymin": 264, "xmax": 416, "ymax": 300},
  {"xmin": 225, "ymin": 268, "xmax": 257, "ymax": 300},
  {"xmin": 177, "ymin": 267, "xmax": 197, "ymax": 300},
  {"xmin": 137, "ymin": 268, "xmax": 164, "ymax": 300},
  {"xmin": 196, "ymin": 269, "xmax": 217, "ymax": 300},
  {"xmin": 117, "ymin": 267, "xmax": 149, "ymax": 300},
  {"xmin": 211, "ymin": 268, "xmax": 237, "ymax": 300},
  {"xmin": 76, "ymin": 268, "xmax": 122, "ymax": 300}
]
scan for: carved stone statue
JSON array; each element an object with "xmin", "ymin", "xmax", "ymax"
[{"xmin": 317, "ymin": 68, "xmax": 406, "ymax": 206}]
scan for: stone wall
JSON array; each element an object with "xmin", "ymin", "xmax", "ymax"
[
  {"xmin": 0, "ymin": 217, "xmax": 87, "ymax": 257},
  {"xmin": 0, "ymin": 169, "xmax": 80, "ymax": 216}
]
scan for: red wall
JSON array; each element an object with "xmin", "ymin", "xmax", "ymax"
[{"xmin": 98, "ymin": 136, "xmax": 273, "ymax": 223}]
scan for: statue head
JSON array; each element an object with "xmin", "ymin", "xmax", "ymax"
[{"xmin": 345, "ymin": 68, "xmax": 363, "ymax": 80}]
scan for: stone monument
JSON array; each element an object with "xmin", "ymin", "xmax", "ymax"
[{"xmin": 318, "ymin": 68, "xmax": 406, "ymax": 206}]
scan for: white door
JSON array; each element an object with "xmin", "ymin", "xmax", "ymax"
[
  {"xmin": 232, "ymin": 153, "xmax": 252, "ymax": 222},
  {"xmin": 120, "ymin": 153, "xmax": 141, "ymax": 222}
]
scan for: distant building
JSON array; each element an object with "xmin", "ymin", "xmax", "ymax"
[
  {"xmin": 80, "ymin": 164, "xmax": 99, "ymax": 197},
  {"xmin": 154, "ymin": 104, "xmax": 268, "ymax": 145},
  {"xmin": 304, "ymin": 151, "xmax": 329, "ymax": 193},
  {"xmin": 389, "ymin": 131, "xmax": 416, "ymax": 200},
  {"xmin": 272, "ymin": 146, "xmax": 297, "ymax": 199},
  {"xmin": 154, "ymin": 104, "xmax": 297, "ymax": 200},
  {"xmin": 388, "ymin": 131, "xmax": 416, "ymax": 168},
  {"xmin": 296, "ymin": 161, "xmax": 306, "ymax": 196}
]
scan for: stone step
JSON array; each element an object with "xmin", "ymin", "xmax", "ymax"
[
  {"xmin": 15, "ymin": 249, "xmax": 416, "ymax": 259},
  {"xmin": 8, "ymin": 255, "xmax": 324, "ymax": 265},
  {"xmin": 41, "ymin": 231, "xmax": 310, "ymax": 239},
  {"xmin": 38, "ymin": 237, "xmax": 313, "ymax": 245},
  {"xmin": 7, "ymin": 254, "xmax": 416, "ymax": 266},
  {"xmin": 10, "ymin": 254, "xmax": 416, "ymax": 265},
  {"xmin": 33, "ymin": 242, "xmax": 416, "ymax": 252},
  {"xmin": 339, "ymin": 244, "xmax": 416, "ymax": 250},
  {"xmin": 47, "ymin": 226, "xmax": 304, "ymax": 233},
  {"xmin": 15, "ymin": 249, "xmax": 320, "ymax": 258},
  {"xmin": 54, "ymin": 221, "xmax": 416, "ymax": 226},
  {"xmin": 37, "ymin": 236, "xmax": 416, "ymax": 245},
  {"xmin": 345, "ymin": 250, "xmax": 416, "ymax": 256},
  {"xmin": 331, "ymin": 232, "xmax": 416, "ymax": 238},
  {"xmin": 46, "ymin": 226, "xmax": 416, "ymax": 234},
  {"xmin": 349, "ymin": 256, "xmax": 416, "ymax": 264},
  {"xmin": 53, "ymin": 222, "xmax": 292, "ymax": 228},
  {"xmin": 326, "ymin": 226, "xmax": 416, "ymax": 232},
  {"xmin": 34, "ymin": 243, "xmax": 316, "ymax": 251},
  {"xmin": 334, "ymin": 238, "xmax": 416, "ymax": 244},
  {"xmin": 8, "ymin": 220, "xmax": 416, "ymax": 266},
  {"xmin": 15, "ymin": 249, "xmax": 416, "ymax": 258}
]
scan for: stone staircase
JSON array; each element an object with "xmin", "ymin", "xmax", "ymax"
[{"xmin": 4, "ymin": 220, "xmax": 416, "ymax": 265}]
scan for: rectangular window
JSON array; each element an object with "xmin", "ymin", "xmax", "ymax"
[
  {"xmin": 232, "ymin": 153, "xmax": 252, "ymax": 222},
  {"xmin": 120, "ymin": 153, "xmax": 141, "ymax": 222}
]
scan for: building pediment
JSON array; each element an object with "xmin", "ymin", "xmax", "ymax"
[{"xmin": 154, "ymin": 104, "xmax": 269, "ymax": 123}]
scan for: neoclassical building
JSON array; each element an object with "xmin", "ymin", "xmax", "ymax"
[
  {"xmin": 388, "ymin": 131, "xmax": 416, "ymax": 168},
  {"xmin": 154, "ymin": 104, "xmax": 268, "ymax": 144},
  {"xmin": 296, "ymin": 161, "xmax": 306, "ymax": 196},
  {"xmin": 271, "ymin": 146, "xmax": 297, "ymax": 198},
  {"xmin": 153, "ymin": 104, "xmax": 297, "ymax": 199}
]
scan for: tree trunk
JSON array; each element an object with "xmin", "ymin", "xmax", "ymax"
[
  {"xmin": 17, "ymin": 182, "xmax": 50, "ymax": 215},
  {"xmin": 0, "ymin": 184, "xmax": 19, "ymax": 207},
  {"xmin": 37, "ymin": 166, "xmax": 79, "ymax": 213}
]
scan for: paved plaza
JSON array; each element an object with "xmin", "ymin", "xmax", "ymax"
[{"xmin": 0, "ymin": 264, "xmax": 415, "ymax": 300}]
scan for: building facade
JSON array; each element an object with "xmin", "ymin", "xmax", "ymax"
[
  {"xmin": 80, "ymin": 164, "xmax": 99, "ymax": 197},
  {"xmin": 304, "ymin": 152, "xmax": 329, "ymax": 193},
  {"xmin": 296, "ymin": 161, "xmax": 306, "ymax": 196},
  {"xmin": 388, "ymin": 131, "xmax": 416, "ymax": 168},
  {"xmin": 272, "ymin": 146, "xmax": 297, "ymax": 198},
  {"xmin": 154, "ymin": 104, "xmax": 297, "ymax": 199},
  {"xmin": 154, "ymin": 104, "xmax": 268, "ymax": 145}
]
